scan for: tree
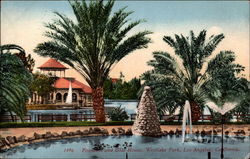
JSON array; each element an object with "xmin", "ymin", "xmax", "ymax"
[
  {"xmin": 108, "ymin": 106, "xmax": 129, "ymax": 121},
  {"xmin": 104, "ymin": 75, "xmax": 141, "ymax": 100},
  {"xmin": 0, "ymin": 45, "xmax": 33, "ymax": 121},
  {"xmin": 224, "ymin": 78, "xmax": 250, "ymax": 122},
  {"xmin": 141, "ymin": 30, "xmax": 244, "ymax": 122},
  {"xmin": 30, "ymin": 72, "xmax": 56, "ymax": 104},
  {"xmin": 34, "ymin": 0, "xmax": 151, "ymax": 122},
  {"xmin": 1, "ymin": 44, "xmax": 35, "ymax": 72}
]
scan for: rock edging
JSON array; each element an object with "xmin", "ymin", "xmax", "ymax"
[{"xmin": 0, "ymin": 127, "xmax": 133, "ymax": 152}]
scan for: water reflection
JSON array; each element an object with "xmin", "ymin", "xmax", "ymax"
[
  {"xmin": 3, "ymin": 135, "xmax": 249, "ymax": 159},
  {"xmin": 137, "ymin": 136, "xmax": 160, "ymax": 144}
]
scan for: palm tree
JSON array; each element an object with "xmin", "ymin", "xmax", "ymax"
[
  {"xmin": 34, "ymin": 0, "xmax": 151, "ymax": 122},
  {"xmin": 141, "ymin": 30, "xmax": 245, "ymax": 122},
  {"xmin": 1, "ymin": 44, "xmax": 35, "ymax": 72},
  {"xmin": 0, "ymin": 44, "xmax": 33, "ymax": 121}
]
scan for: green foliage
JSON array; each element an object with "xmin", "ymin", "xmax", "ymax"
[
  {"xmin": 0, "ymin": 121, "xmax": 134, "ymax": 128},
  {"xmin": 104, "ymin": 75, "xmax": 141, "ymax": 99},
  {"xmin": 34, "ymin": 0, "xmax": 151, "ymax": 89},
  {"xmin": 108, "ymin": 106, "xmax": 129, "ymax": 121},
  {"xmin": 141, "ymin": 30, "xmax": 246, "ymax": 116},
  {"xmin": 0, "ymin": 44, "xmax": 35, "ymax": 72},
  {"xmin": 30, "ymin": 72, "xmax": 55, "ymax": 103},
  {"xmin": 203, "ymin": 51, "xmax": 246, "ymax": 106},
  {"xmin": 232, "ymin": 81, "xmax": 250, "ymax": 122},
  {"xmin": 0, "ymin": 45, "xmax": 33, "ymax": 121},
  {"xmin": 0, "ymin": 121, "xmax": 248, "ymax": 128}
]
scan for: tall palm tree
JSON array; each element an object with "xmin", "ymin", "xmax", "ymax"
[
  {"xmin": 34, "ymin": 0, "xmax": 151, "ymax": 122},
  {"xmin": 141, "ymin": 30, "xmax": 244, "ymax": 122},
  {"xmin": 0, "ymin": 44, "xmax": 33, "ymax": 121}
]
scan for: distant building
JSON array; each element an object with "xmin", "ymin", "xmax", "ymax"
[
  {"xmin": 110, "ymin": 78, "xmax": 119, "ymax": 84},
  {"xmin": 29, "ymin": 58, "xmax": 93, "ymax": 107}
]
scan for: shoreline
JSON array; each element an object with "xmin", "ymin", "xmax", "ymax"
[
  {"xmin": 1, "ymin": 124, "xmax": 249, "ymax": 138},
  {"xmin": 1, "ymin": 124, "xmax": 249, "ymax": 151}
]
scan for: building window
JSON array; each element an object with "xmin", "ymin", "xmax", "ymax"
[
  {"xmin": 72, "ymin": 93, "xmax": 77, "ymax": 102},
  {"xmin": 56, "ymin": 93, "xmax": 62, "ymax": 101}
]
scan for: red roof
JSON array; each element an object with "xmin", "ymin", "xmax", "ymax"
[
  {"xmin": 38, "ymin": 58, "xmax": 68, "ymax": 69},
  {"xmin": 111, "ymin": 78, "xmax": 119, "ymax": 83},
  {"xmin": 54, "ymin": 78, "xmax": 92, "ymax": 94}
]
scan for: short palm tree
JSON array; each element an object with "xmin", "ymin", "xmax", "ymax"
[
  {"xmin": 141, "ymin": 30, "xmax": 244, "ymax": 122},
  {"xmin": 0, "ymin": 44, "xmax": 33, "ymax": 121},
  {"xmin": 108, "ymin": 106, "xmax": 129, "ymax": 121},
  {"xmin": 34, "ymin": 0, "xmax": 151, "ymax": 122}
]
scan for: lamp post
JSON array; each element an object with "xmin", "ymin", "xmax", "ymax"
[{"xmin": 221, "ymin": 114, "xmax": 224, "ymax": 159}]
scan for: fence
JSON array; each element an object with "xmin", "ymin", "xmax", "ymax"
[
  {"xmin": 70, "ymin": 114, "xmax": 96, "ymax": 121},
  {"xmin": 37, "ymin": 114, "xmax": 68, "ymax": 122},
  {"xmin": 130, "ymin": 114, "xmax": 249, "ymax": 122},
  {"xmin": 0, "ymin": 115, "xmax": 31, "ymax": 122},
  {"xmin": 1, "ymin": 113, "xmax": 249, "ymax": 122}
]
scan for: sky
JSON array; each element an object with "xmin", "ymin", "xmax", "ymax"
[{"xmin": 1, "ymin": 1, "xmax": 249, "ymax": 84}]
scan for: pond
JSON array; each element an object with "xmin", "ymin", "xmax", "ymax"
[{"xmin": 2, "ymin": 135, "xmax": 249, "ymax": 159}]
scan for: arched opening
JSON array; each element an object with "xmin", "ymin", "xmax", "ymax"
[
  {"xmin": 64, "ymin": 93, "xmax": 68, "ymax": 102},
  {"xmin": 56, "ymin": 93, "xmax": 62, "ymax": 102},
  {"xmin": 72, "ymin": 93, "xmax": 77, "ymax": 102}
]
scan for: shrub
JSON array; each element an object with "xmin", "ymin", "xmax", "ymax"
[
  {"xmin": 108, "ymin": 106, "xmax": 129, "ymax": 121},
  {"xmin": 0, "ymin": 121, "xmax": 134, "ymax": 128}
]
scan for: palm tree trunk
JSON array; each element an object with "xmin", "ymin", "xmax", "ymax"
[
  {"xmin": 9, "ymin": 111, "xmax": 15, "ymax": 122},
  {"xmin": 190, "ymin": 101, "xmax": 201, "ymax": 122},
  {"xmin": 92, "ymin": 87, "xmax": 106, "ymax": 123}
]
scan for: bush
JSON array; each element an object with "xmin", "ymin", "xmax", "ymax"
[
  {"xmin": 108, "ymin": 106, "xmax": 129, "ymax": 121},
  {"xmin": 0, "ymin": 121, "xmax": 134, "ymax": 128},
  {"xmin": 0, "ymin": 120, "xmax": 248, "ymax": 128}
]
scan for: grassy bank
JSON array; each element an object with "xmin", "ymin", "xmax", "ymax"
[
  {"xmin": 0, "ymin": 121, "xmax": 249, "ymax": 128},
  {"xmin": 0, "ymin": 121, "xmax": 133, "ymax": 128}
]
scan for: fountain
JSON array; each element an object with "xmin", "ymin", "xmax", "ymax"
[
  {"xmin": 132, "ymin": 86, "xmax": 162, "ymax": 136},
  {"xmin": 180, "ymin": 99, "xmax": 238, "ymax": 158},
  {"xmin": 65, "ymin": 81, "xmax": 72, "ymax": 104},
  {"xmin": 205, "ymin": 102, "xmax": 237, "ymax": 115},
  {"xmin": 206, "ymin": 101, "xmax": 237, "ymax": 159},
  {"xmin": 181, "ymin": 100, "xmax": 192, "ymax": 143}
]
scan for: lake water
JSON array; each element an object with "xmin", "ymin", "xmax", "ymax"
[{"xmin": 2, "ymin": 135, "xmax": 249, "ymax": 159}]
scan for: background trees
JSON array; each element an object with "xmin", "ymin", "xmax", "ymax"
[
  {"xmin": 34, "ymin": 0, "xmax": 151, "ymax": 122},
  {"xmin": 30, "ymin": 72, "xmax": 56, "ymax": 104},
  {"xmin": 0, "ymin": 44, "xmax": 35, "ymax": 72},
  {"xmin": 104, "ymin": 74, "xmax": 141, "ymax": 100},
  {"xmin": 0, "ymin": 44, "xmax": 33, "ymax": 121},
  {"xmin": 141, "ymin": 30, "xmax": 246, "ymax": 122}
]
